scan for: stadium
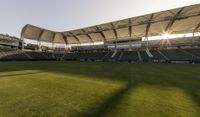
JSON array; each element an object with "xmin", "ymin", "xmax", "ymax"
[{"xmin": 0, "ymin": 1, "xmax": 200, "ymax": 117}]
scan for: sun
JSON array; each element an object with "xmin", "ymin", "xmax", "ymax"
[{"xmin": 163, "ymin": 33, "xmax": 169, "ymax": 39}]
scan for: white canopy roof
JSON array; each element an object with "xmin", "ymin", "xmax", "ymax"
[{"xmin": 21, "ymin": 3, "xmax": 200, "ymax": 45}]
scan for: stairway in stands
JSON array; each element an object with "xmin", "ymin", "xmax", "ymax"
[
  {"xmin": 145, "ymin": 48, "xmax": 153, "ymax": 58},
  {"xmin": 111, "ymin": 50, "xmax": 118, "ymax": 58}
]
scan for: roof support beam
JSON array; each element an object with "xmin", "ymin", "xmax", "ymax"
[
  {"xmin": 128, "ymin": 18, "xmax": 133, "ymax": 50},
  {"xmin": 110, "ymin": 23, "xmax": 118, "ymax": 50},
  {"xmin": 194, "ymin": 23, "xmax": 200, "ymax": 33},
  {"xmin": 145, "ymin": 14, "xmax": 154, "ymax": 38},
  {"xmin": 52, "ymin": 32, "xmax": 56, "ymax": 42},
  {"xmin": 165, "ymin": 7, "xmax": 185, "ymax": 33},
  {"xmin": 110, "ymin": 23, "xmax": 118, "ymax": 40},
  {"xmin": 69, "ymin": 32, "xmax": 81, "ymax": 44},
  {"xmin": 144, "ymin": 14, "xmax": 154, "ymax": 47},
  {"xmin": 63, "ymin": 36, "xmax": 69, "ymax": 45},
  {"xmin": 61, "ymin": 33, "xmax": 69, "ymax": 45},
  {"xmin": 81, "ymin": 29, "xmax": 94, "ymax": 43},
  {"xmin": 96, "ymin": 26, "xmax": 106, "ymax": 42},
  {"xmin": 37, "ymin": 29, "xmax": 45, "ymax": 51},
  {"xmin": 38, "ymin": 29, "xmax": 45, "ymax": 41},
  {"xmin": 52, "ymin": 32, "xmax": 56, "ymax": 49},
  {"xmin": 128, "ymin": 18, "xmax": 132, "ymax": 37}
]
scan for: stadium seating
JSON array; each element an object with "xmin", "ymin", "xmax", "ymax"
[
  {"xmin": 150, "ymin": 50, "xmax": 166, "ymax": 61},
  {"xmin": 0, "ymin": 47, "xmax": 29, "ymax": 60},
  {"xmin": 63, "ymin": 53, "xmax": 77, "ymax": 60},
  {"xmin": 26, "ymin": 52, "xmax": 47, "ymax": 60},
  {"xmin": 103, "ymin": 51, "xmax": 121, "ymax": 61},
  {"xmin": 64, "ymin": 52, "xmax": 108, "ymax": 61},
  {"xmin": 1, "ymin": 46, "xmax": 200, "ymax": 63},
  {"xmin": 120, "ymin": 51, "xmax": 139, "ymax": 62},
  {"xmin": 103, "ymin": 52, "xmax": 115, "ymax": 61},
  {"xmin": 140, "ymin": 51, "xmax": 151, "ymax": 62},
  {"xmin": 184, "ymin": 48, "xmax": 200, "ymax": 61},
  {"xmin": 88, "ymin": 52, "xmax": 108, "ymax": 61},
  {"xmin": 160, "ymin": 49, "xmax": 193, "ymax": 61},
  {"xmin": 42, "ymin": 52, "xmax": 54, "ymax": 59},
  {"xmin": 54, "ymin": 53, "xmax": 64, "ymax": 59}
]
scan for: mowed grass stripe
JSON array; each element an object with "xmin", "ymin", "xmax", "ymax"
[{"xmin": 0, "ymin": 61, "xmax": 199, "ymax": 117}]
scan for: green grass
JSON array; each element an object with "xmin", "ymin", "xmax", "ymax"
[{"xmin": 0, "ymin": 61, "xmax": 200, "ymax": 117}]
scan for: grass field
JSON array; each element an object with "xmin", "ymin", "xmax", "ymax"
[{"xmin": 0, "ymin": 61, "xmax": 200, "ymax": 117}]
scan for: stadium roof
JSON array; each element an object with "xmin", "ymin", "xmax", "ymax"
[{"xmin": 21, "ymin": 3, "xmax": 200, "ymax": 45}]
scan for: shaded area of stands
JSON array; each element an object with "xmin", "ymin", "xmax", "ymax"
[
  {"xmin": 160, "ymin": 49, "xmax": 193, "ymax": 61},
  {"xmin": 119, "ymin": 51, "xmax": 139, "ymax": 62},
  {"xmin": 1, "ymin": 47, "xmax": 200, "ymax": 63},
  {"xmin": 0, "ymin": 48, "xmax": 29, "ymax": 61}
]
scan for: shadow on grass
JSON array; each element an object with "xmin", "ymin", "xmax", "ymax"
[
  {"xmin": 0, "ymin": 61, "xmax": 200, "ymax": 116},
  {"xmin": 0, "ymin": 61, "xmax": 132, "ymax": 81},
  {"xmin": 73, "ymin": 82, "xmax": 137, "ymax": 117}
]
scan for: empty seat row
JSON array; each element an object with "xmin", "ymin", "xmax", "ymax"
[
  {"xmin": 1, "ymin": 47, "xmax": 200, "ymax": 62},
  {"xmin": 160, "ymin": 49, "xmax": 193, "ymax": 61},
  {"xmin": 0, "ymin": 48, "xmax": 29, "ymax": 60},
  {"xmin": 26, "ymin": 52, "xmax": 47, "ymax": 60}
]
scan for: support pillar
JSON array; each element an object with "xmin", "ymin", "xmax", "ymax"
[
  {"xmin": 52, "ymin": 41, "xmax": 54, "ymax": 50},
  {"xmin": 21, "ymin": 37, "xmax": 24, "ymax": 50},
  {"xmin": 114, "ymin": 41, "xmax": 117, "ymax": 50},
  {"xmin": 38, "ymin": 40, "xmax": 42, "ymax": 51},
  {"xmin": 144, "ymin": 37, "xmax": 149, "ymax": 48},
  {"xmin": 129, "ymin": 39, "xmax": 132, "ymax": 51}
]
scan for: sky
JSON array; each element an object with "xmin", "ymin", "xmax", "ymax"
[{"xmin": 0, "ymin": 0, "xmax": 199, "ymax": 38}]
